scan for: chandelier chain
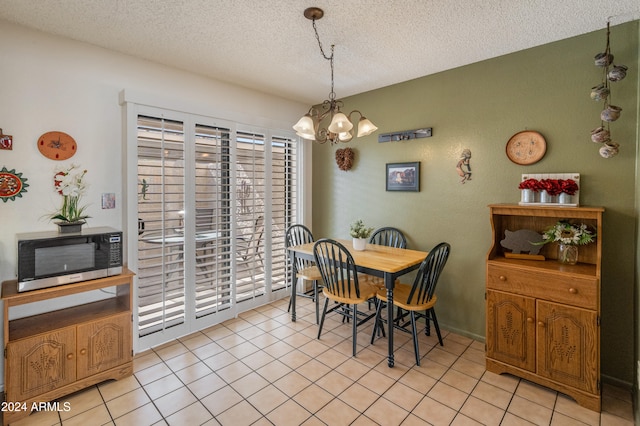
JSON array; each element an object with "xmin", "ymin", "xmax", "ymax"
[{"xmin": 312, "ymin": 18, "xmax": 336, "ymax": 101}]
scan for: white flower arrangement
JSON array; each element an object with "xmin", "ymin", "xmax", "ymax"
[
  {"xmin": 539, "ymin": 220, "xmax": 595, "ymax": 246},
  {"xmin": 51, "ymin": 164, "xmax": 90, "ymax": 223}
]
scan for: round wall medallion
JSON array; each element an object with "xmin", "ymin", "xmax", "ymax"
[
  {"xmin": 506, "ymin": 130, "xmax": 546, "ymax": 165},
  {"xmin": 0, "ymin": 166, "xmax": 29, "ymax": 202},
  {"xmin": 38, "ymin": 131, "xmax": 77, "ymax": 160}
]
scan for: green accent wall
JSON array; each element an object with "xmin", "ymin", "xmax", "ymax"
[{"xmin": 311, "ymin": 21, "xmax": 639, "ymax": 389}]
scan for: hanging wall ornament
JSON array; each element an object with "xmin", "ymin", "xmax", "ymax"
[
  {"xmin": 335, "ymin": 147, "xmax": 354, "ymax": 171},
  {"xmin": 591, "ymin": 21, "xmax": 628, "ymax": 158},
  {"xmin": 0, "ymin": 129, "xmax": 13, "ymax": 150},
  {"xmin": 456, "ymin": 149, "xmax": 472, "ymax": 183},
  {"xmin": 0, "ymin": 166, "xmax": 29, "ymax": 202}
]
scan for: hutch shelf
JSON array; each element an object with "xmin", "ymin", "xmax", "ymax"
[
  {"xmin": 486, "ymin": 204, "xmax": 603, "ymax": 412},
  {"xmin": 1, "ymin": 269, "xmax": 134, "ymax": 425}
]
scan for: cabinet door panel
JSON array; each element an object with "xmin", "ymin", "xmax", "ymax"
[
  {"xmin": 537, "ymin": 301, "xmax": 598, "ymax": 393},
  {"xmin": 486, "ymin": 290, "xmax": 536, "ymax": 372},
  {"xmin": 6, "ymin": 328, "xmax": 76, "ymax": 401},
  {"xmin": 76, "ymin": 313, "xmax": 132, "ymax": 380}
]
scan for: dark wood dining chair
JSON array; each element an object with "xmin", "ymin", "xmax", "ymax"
[
  {"xmin": 286, "ymin": 224, "xmax": 323, "ymax": 323},
  {"xmin": 371, "ymin": 242, "xmax": 451, "ymax": 366},
  {"xmin": 364, "ymin": 226, "xmax": 408, "ymax": 307},
  {"xmin": 313, "ymin": 239, "xmax": 378, "ymax": 356},
  {"xmin": 369, "ymin": 227, "xmax": 407, "ymax": 249}
]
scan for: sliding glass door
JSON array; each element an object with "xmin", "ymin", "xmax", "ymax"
[{"xmin": 128, "ymin": 107, "xmax": 298, "ymax": 350}]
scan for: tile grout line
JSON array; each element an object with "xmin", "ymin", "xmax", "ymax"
[{"xmin": 11, "ymin": 297, "xmax": 634, "ymax": 425}]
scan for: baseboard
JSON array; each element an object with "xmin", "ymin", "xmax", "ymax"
[
  {"xmin": 600, "ymin": 373, "xmax": 633, "ymax": 391},
  {"xmin": 440, "ymin": 323, "xmax": 485, "ymax": 344}
]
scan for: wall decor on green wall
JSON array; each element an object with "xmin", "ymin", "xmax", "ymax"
[
  {"xmin": 505, "ymin": 130, "xmax": 547, "ymax": 165},
  {"xmin": 378, "ymin": 127, "xmax": 433, "ymax": 143},
  {"xmin": 335, "ymin": 147, "xmax": 354, "ymax": 171},
  {"xmin": 456, "ymin": 149, "xmax": 472, "ymax": 184},
  {"xmin": 386, "ymin": 162, "xmax": 420, "ymax": 192},
  {"xmin": 592, "ymin": 21, "xmax": 627, "ymax": 159}
]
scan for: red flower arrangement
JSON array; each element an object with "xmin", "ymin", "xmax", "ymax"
[
  {"xmin": 518, "ymin": 178, "xmax": 540, "ymax": 191},
  {"xmin": 539, "ymin": 179, "xmax": 562, "ymax": 196},
  {"xmin": 559, "ymin": 179, "xmax": 579, "ymax": 195},
  {"xmin": 518, "ymin": 178, "xmax": 579, "ymax": 195}
]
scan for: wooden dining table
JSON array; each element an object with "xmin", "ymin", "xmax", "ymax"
[{"xmin": 288, "ymin": 238, "xmax": 428, "ymax": 367}]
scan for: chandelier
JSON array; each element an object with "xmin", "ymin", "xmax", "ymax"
[{"xmin": 293, "ymin": 7, "xmax": 378, "ymax": 145}]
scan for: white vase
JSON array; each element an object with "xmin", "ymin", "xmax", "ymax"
[{"xmin": 352, "ymin": 238, "xmax": 367, "ymax": 251}]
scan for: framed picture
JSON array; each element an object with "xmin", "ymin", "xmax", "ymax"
[{"xmin": 386, "ymin": 162, "xmax": 420, "ymax": 192}]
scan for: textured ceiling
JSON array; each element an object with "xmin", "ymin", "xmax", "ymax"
[{"xmin": 0, "ymin": 0, "xmax": 638, "ymax": 104}]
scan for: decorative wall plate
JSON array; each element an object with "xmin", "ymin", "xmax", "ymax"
[
  {"xmin": 0, "ymin": 166, "xmax": 29, "ymax": 202},
  {"xmin": 38, "ymin": 131, "xmax": 77, "ymax": 160},
  {"xmin": 506, "ymin": 130, "xmax": 546, "ymax": 165}
]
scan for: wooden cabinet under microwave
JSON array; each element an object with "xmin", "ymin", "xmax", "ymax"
[{"xmin": 1, "ymin": 270, "xmax": 134, "ymax": 425}]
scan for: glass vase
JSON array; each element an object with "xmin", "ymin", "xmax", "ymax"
[{"xmin": 557, "ymin": 244, "xmax": 578, "ymax": 265}]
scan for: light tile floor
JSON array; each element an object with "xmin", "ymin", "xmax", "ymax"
[{"xmin": 10, "ymin": 296, "xmax": 635, "ymax": 426}]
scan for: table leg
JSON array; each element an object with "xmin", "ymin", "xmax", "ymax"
[
  {"xmin": 385, "ymin": 272, "xmax": 394, "ymax": 367},
  {"xmin": 291, "ymin": 254, "xmax": 298, "ymax": 322}
]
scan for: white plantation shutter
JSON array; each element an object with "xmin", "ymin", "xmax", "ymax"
[
  {"xmin": 194, "ymin": 124, "xmax": 233, "ymax": 318},
  {"xmin": 129, "ymin": 105, "xmax": 302, "ymax": 350},
  {"xmin": 235, "ymin": 131, "xmax": 266, "ymax": 304},
  {"xmin": 137, "ymin": 116, "xmax": 186, "ymax": 336},
  {"xmin": 270, "ymin": 135, "xmax": 297, "ymax": 293}
]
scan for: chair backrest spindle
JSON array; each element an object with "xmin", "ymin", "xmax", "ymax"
[
  {"xmin": 369, "ymin": 227, "xmax": 407, "ymax": 249},
  {"xmin": 285, "ymin": 224, "xmax": 315, "ymax": 272},
  {"xmin": 313, "ymin": 239, "xmax": 360, "ymax": 299},
  {"xmin": 406, "ymin": 242, "xmax": 451, "ymax": 305}
]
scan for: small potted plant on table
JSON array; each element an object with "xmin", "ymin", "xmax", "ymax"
[{"xmin": 350, "ymin": 219, "xmax": 374, "ymax": 251}]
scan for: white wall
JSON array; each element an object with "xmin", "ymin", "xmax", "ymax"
[
  {"xmin": 0, "ymin": 20, "xmax": 309, "ymax": 389},
  {"xmin": 0, "ymin": 20, "xmax": 307, "ymax": 282}
]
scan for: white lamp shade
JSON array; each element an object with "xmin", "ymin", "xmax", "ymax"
[
  {"xmin": 328, "ymin": 112, "xmax": 353, "ymax": 134},
  {"xmin": 293, "ymin": 114, "xmax": 316, "ymax": 140},
  {"xmin": 338, "ymin": 131, "xmax": 353, "ymax": 142},
  {"xmin": 356, "ymin": 117, "xmax": 378, "ymax": 137},
  {"xmin": 296, "ymin": 129, "xmax": 317, "ymax": 140}
]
